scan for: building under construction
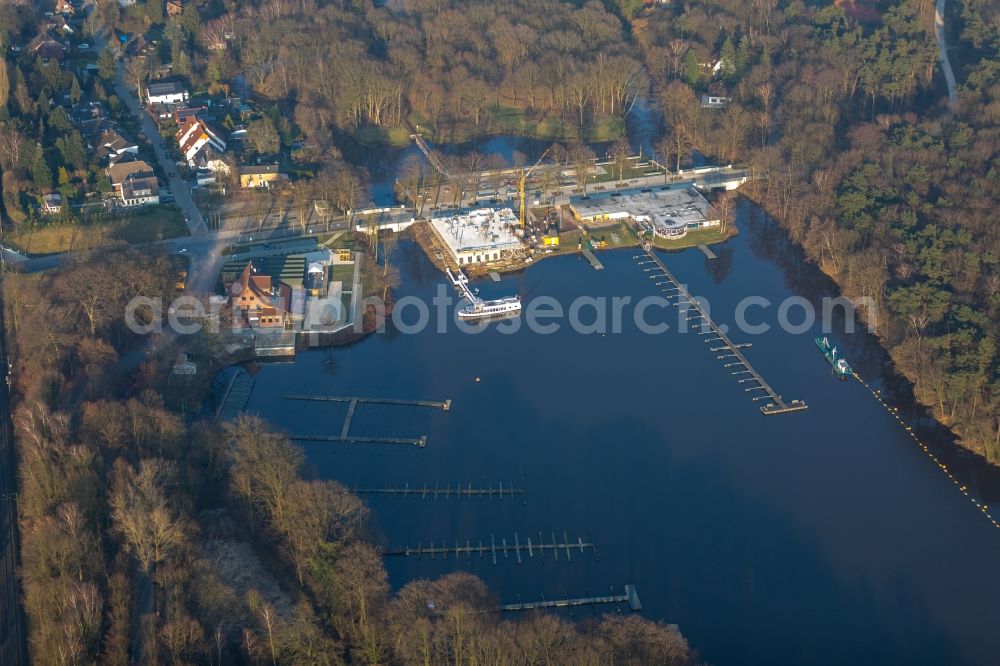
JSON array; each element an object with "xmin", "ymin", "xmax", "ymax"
[{"xmin": 428, "ymin": 208, "xmax": 526, "ymax": 267}]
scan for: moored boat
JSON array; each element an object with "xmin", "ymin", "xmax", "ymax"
[{"xmin": 815, "ymin": 336, "xmax": 853, "ymax": 379}]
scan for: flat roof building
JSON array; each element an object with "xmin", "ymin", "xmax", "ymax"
[
  {"xmin": 569, "ymin": 186, "xmax": 720, "ymax": 239},
  {"xmin": 428, "ymin": 207, "xmax": 525, "ymax": 266}
]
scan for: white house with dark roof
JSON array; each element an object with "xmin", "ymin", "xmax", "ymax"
[
  {"xmin": 106, "ymin": 160, "xmax": 160, "ymax": 207},
  {"xmin": 145, "ymin": 79, "xmax": 188, "ymax": 106}
]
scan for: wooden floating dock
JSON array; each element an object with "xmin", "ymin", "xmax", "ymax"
[
  {"xmin": 697, "ymin": 244, "xmax": 717, "ymax": 259},
  {"xmin": 582, "ymin": 248, "xmax": 604, "ymax": 270},
  {"xmin": 215, "ymin": 372, "xmax": 255, "ymax": 422},
  {"xmin": 343, "ymin": 483, "xmax": 524, "ymax": 499},
  {"xmin": 286, "ymin": 395, "xmax": 451, "ymax": 410},
  {"xmin": 638, "ymin": 247, "xmax": 806, "ymax": 416},
  {"xmin": 286, "ymin": 395, "xmax": 451, "ymax": 446},
  {"xmin": 498, "ymin": 585, "xmax": 641, "ymax": 613},
  {"xmin": 383, "ymin": 531, "xmax": 594, "ymax": 563},
  {"xmin": 489, "ymin": 271, "xmax": 501, "ymax": 282},
  {"xmin": 291, "ymin": 434, "xmax": 427, "ymax": 447}
]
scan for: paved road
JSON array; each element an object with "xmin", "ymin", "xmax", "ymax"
[
  {"xmin": 112, "ymin": 65, "xmax": 208, "ymax": 240},
  {"xmin": 935, "ymin": 0, "xmax": 959, "ymax": 108}
]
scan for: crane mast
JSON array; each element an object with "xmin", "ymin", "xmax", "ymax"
[{"xmin": 518, "ymin": 147, "xmax": 552, "ymax": 230}]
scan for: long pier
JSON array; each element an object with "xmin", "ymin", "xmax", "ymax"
[
  {"xmin": 498, "ymin": 585, "xmax": 642, "ymax": 613},
  {"xmin": 291, "ymin": 434, "xmax": 427, "ymax": 447},
  {"xmin": 384, "ymin": 532, "xmax": 595, "ymax": 564},
  {"xmin": 285, "ymin": 395, "xmax": 451, "ymax": 410},
  {"xmin": 286, "ymin": 394, "xmax": 450, "ymax": 446},
  {"xmin": 638, "ymin": 246, "xmax": 806, "ymax": 416},
  {"xmin": 215, "ymin": 371, "xmax": 255, "ymax": 422},
  {"xmin": 343, "ymin": 483, "xmax": 523, "ymax": 499},
  {"xmin": 582, "ymin": 247, "xmax": 604, "ymax": 270}
]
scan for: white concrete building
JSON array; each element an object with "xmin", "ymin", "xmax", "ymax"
[
  {"xmin": 429, "ymin": 208, "xmax": 525, "ymax": 266},
  {"xmin": 569, "ymin": 186, "xmax": 719, "ymax": 239},
  {"xmin": 146, "ymin": 79, "xmax": 188, "ymax": 106}
]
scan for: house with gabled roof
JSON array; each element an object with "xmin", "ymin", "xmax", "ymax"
[
  {"xmin": 177, "ymin": 119, "xmax": 227, "ymax": 171},
  {"xmin": 228, "ymin": 262, "xmax": 292, "ymax": 329}
]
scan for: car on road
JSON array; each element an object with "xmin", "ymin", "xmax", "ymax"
[{"xmin": 169, "ymin": 172, "xmax": 176, "ymax": 177}]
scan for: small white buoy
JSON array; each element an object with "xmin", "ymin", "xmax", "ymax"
[{"xmin": 475, "ymin": 377, "xmax": 481, "ymax": 383}]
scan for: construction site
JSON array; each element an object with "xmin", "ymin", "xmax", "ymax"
[{"xmin": 403, "ymin": 135, "xmax": 746, "ymax": 274}]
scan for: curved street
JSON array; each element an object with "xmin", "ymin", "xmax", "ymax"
[{"xmin": 935, "ymin": 0, "xmax": 959, "ymax": 108}]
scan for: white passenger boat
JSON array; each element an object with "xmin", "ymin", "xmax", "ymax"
[
  {"xmin": 457, "ymin": 295, "xmax": 521, "ymax": 320},
  {"xmin": 446, "ymin": 268, "xmax": 522, "ymax": 321}
]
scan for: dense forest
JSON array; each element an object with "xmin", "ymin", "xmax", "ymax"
[
  {"xmin": 2, "ymin": 251, "xmax": 693, "ymax": 663},
  {"xmin": 624, "ymin": 0, "xmax": 999, "ymax": 462},
  {"xmin": 98, "ymin": 0, "xmax": 646, "ymax": 143}
]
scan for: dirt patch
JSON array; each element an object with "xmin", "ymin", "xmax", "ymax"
[{"xmin": 201, "ymin": 539, "xmax": 295, "ymax": 618}]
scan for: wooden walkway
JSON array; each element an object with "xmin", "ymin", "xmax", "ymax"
[
  {"xmin": 215, "ymin": 371, "xmax": 255, "ymax": 422},
  {"xmin": 638, "ymin": 247, "xmax": 806, "ymax": 416},
  {"xmin": 582, "ymin": 248, "xmax": 604, "ymax": 270},
  {"xmin": 384, "ymin": 532, "xmax": 594, "ymax": 565},
  {"xmin": 343, "ymin": 483, "xmax": 523, "ymax": 499},
  {"xmin": 286, "ymin": 395, "xmax": 451, "ymax": 410},
  {"xmin": 286, "ymin": 394, "xmax": 451, "ymax": 445},
  {"xmin": 498, "ymin": 585, "xmax": 641, "ymax": 613},
  {"xmin": 292, "ymin": 434, "xmax": 427, "ymax": 447}
]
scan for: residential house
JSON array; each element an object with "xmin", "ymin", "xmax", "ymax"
[
  {"xmin": 229, "ymin": 262, "xmax": 292, "ymax": 329},
  {"xmin": 177, "ymin": 119, "xmax": 229, "ymax": 172},
  {"xmin": 125, "ymin": 34, "xmax": 149, "ymax": 58},
  {"xmin": 120, "ymin": 177, "xmax": 160, "ymax": 207},
  {"xmin": 30, "ymin": 37, "xmax": 65, "ymax": 60},
  {"xmin": 173, "ymin": 106, "xmax": 207, "ymax": 127},
  {"xmin": 166, "ymin": 0, "xmax": 183, "ymax": 16},
  {"xmin": 42, "ymin": 193, "xmax": 64, "ymax": 214},
  {"xmin": 146, "ymin": 78, "xmax": 189, "ymax": 106},
  {"xmin": 239, "ymin": 164, "xmax": 287, "ymax": 189},
  {"xmin": 95, "ymin": 128, "xmax": 139, "ymax": 163},
  {"xmin": 55, "ymin": 0, "xmax": 75, "ymax": 14},
  {"xmin": 700, "ymin": 82, "xmax": 730, "ymax": 108},
  {"xmin": 106, "ymin": 160, "xmax": 160, "ymax": 207},
  {"xmin": 48, "ymin": 15, "xmax": 74, "ymax": 35}
]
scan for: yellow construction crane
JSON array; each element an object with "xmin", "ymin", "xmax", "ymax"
[{"xmin": 518, "ymin": 147, "xmax": 551, "ymax": 230}]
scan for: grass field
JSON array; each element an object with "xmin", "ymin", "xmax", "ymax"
[
  {"xmin": 9, "ymin": 208, "xmax": 189, "ymax": 255},
  {"xmin": 330, "ymin": 263, "xmax": 355, "ymax": 286}
]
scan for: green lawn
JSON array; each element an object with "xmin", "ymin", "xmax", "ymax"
[
  {"xmin": 9, "ymin": 207, "xmax": 188, "ymax": 254},
  {"xmin": 330, "ymin": 263, "xmax": 355, "ymax": 285}
]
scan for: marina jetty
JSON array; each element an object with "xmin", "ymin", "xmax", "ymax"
[{"xmin": 637, "ymin": 246, "xmax": 807, "ymax": 416}]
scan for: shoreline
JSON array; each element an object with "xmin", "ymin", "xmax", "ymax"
[{"xmin": 410, "ymin": 219, "xmax": 737, "ymax": 279}]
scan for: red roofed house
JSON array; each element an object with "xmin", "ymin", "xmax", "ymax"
[
  {"xmin": 176, "ymin": 119, "xmax": 228, "ymax": 171},
  {"xmin": 229, "ymin": 262, "xmax": 291, "ymax": 329}
]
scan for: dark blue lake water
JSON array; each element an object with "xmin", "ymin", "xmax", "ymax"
[{"xmin": 244, "ymin": 203, "xmax": 1000, "ymax": 665}]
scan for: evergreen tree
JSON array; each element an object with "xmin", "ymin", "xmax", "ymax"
[
  {"xmin": 70, "ymin": 75, "xmax": 82, "ymax": 104},
  {"xmin": 31, "ymin": 149, "xmax": 52, "ymax": 191},
  {"xmin": 720, "ymin": 37, "xmax": 738, "ymax": 81},
  {"xmin": 736, "ymin": 36, "xmax": 752, "ymax": 75},
  {"xmin": 181, "ymin": 5, "xmax": 201, "ymax": 34},
  {"xmin": 98, "ymin": 48, "xmax": 116, "ymax": 81},
  {"xmin": 48, "ymin": 106, "xmax": 72, "ymax": 132},
  {"xmin": 147, "ymin": 0, "xmax": 164, "ymax": 24},
  {"xmin": 683, "ymin": 51, "xmax": 701, "ymax": 86}
]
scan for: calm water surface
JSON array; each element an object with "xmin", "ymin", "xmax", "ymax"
[{"xmin": 244, "ymin": 203, "xmax": 1000, "ymax": 665}]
